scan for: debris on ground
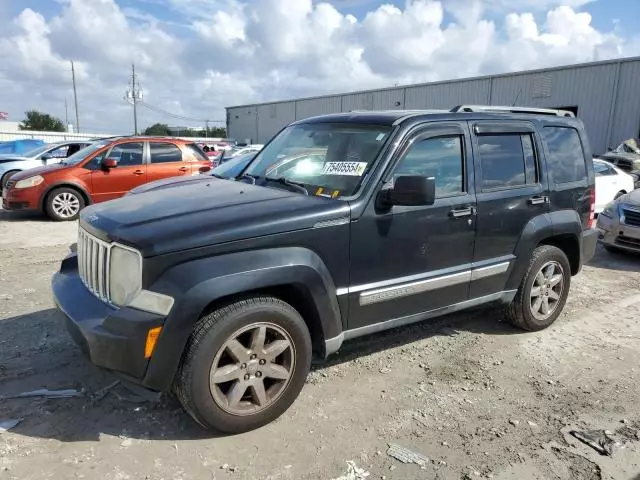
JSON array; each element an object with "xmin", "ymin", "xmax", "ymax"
[
  {"xmin": 0, "ymin": 418, "xmax": 22, "ymax": 433},
  {"xmin": 2, "ymin": 388, "xmax": 83, "ymax": 400},
  {"xmin": 569, "ymin": 429, "xmax": 618, "ymax": 456},
  {"xmin": 331, "ymin": 461, "xmax": 370, "ymax": 480},
  {"xmin": 92, "ymin": 380, "xmax": 121, "ymax": 402},
  {"xmin": 386, "ymin": 443, "xmax": 430, "ymax": 467}
]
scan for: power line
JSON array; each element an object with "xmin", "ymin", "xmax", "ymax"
[{"xmin": 138, "ymin": 100, "xmax": 224, "ymax": 124}]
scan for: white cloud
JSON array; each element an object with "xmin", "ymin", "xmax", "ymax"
[{"xmin": 0, "ymin": 0, "xmax": 636, "ymax": 134}]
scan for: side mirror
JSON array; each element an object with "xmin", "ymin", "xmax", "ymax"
[
  {"xmin": 103, "ymin": 158, "xmax": 118, "ymax": 169},
  {"xmin": 198, "ymin": 165, "xmax": 211, "ymax": 174},
  {"xmin": 380, "ymin": 175, "xmax": 436, "ymax": 207}
]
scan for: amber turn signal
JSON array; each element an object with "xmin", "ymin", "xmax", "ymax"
[{"xmin": 144, "ymin": 326, "xmax": 163, "ymax": 359}]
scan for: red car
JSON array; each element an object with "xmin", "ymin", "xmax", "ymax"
[{"xmin": 2, "ymin": 136, "xmax": 212, "ymax": 221}]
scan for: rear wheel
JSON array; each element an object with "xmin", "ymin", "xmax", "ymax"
[
  {"xmin": 1, "ymin": 170, "xmax": 20, "ymax": 190},
  {"xmin": 45, "ymin": 187, "xmax": 85, "ymax": 221},
  {"xmin": 175, "ymin": 296, "xmax": 312, "ymax": 433},
  {"xmin": 505, "ymin": 245, "xmax": 571, "ymax": 331}
]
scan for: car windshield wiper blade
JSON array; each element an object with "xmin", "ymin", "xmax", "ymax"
[
  {"xmin": 236, "ymin": 173, "xmax": 259, "ymax": 184},
  {"xmin": 265, "ymin": 176, "xmax": 309, "ymax": 196}
]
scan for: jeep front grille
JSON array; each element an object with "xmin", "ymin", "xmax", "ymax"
[
  {"xmin": 622, "ymin": 208, "xmax": 640, "ymax": 228},
  {"xmin": 77, "ymin": 228, "xmax": 110, "ymax": 302}
]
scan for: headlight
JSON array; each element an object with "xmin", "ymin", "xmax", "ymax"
[
  {"xmin": 109, "ymin": 244, "xmax": 142, "ymax": 307},
  {"xmin": 600, "ymin": 203, "xmax": 618, "ymax": 219},
  {"xmin": 14, "ymin": 175, "xmax": 44, "ymax": 189}
]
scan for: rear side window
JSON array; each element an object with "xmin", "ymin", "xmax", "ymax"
[
  {"xmin": 185, "ymin": 143, "xmax": 209, "ymax": 162},
  {"xmin": 542, "ymin": 127, "xmax": 587, "ymax": 184},
  {"xmin": 477, "ymin": 134, "xmax": 538, "ymax": 189},
  {"xmin": 150, "ymin": 143, "xmax": 183, "ymax": 163}
]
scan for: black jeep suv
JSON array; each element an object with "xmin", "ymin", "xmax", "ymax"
[{"xmin": 52, "ymin": 106, "xmax": 598, "ymax": 433}]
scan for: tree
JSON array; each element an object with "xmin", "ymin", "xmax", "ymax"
[
  {"xmin": 19, "ymin": 110, "xmax": 65, "ymax": 132},
  {"xmin": 143, "ymin": 123, "xmax": 171, "ymax": 136}
]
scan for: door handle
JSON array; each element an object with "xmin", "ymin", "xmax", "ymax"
[
  {"xmin": 450, "ymin": 206, "xmax": 475, "ymax": 218},
  {"xmin": 133, "ymin": 170, "xmax": 144, "ymax": 176},
  {"xmin": 529, "ymin": 196, "xmax": 548, "ymax": 205},
  {"xmin": 178, "ymin": 166, "xmax": 188, "ymax": 172}
]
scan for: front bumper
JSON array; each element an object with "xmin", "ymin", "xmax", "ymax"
[
  {"xmin": 2, "ymin": 186, "xmax": 41, "ymax": 211},
  {"xmin": 596, "ymin": 215, "xmax": 640, "ymax": 253},
  {"xmin": 52, "ymin": 254, "xmax": 166, "ymax": 384}
]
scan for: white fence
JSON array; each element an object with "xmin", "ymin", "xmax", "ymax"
[
  {"xmin": 0, "ymin": 130, "xmax": 113, "ymax": 142},
  {"xmin": 0, "ymin": 130, "xmax": 227, "ymax": 144}
]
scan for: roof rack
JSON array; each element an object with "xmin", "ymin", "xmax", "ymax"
[{"xmin": 450, "ymin": 105, "xmax": 575, "ymax": 118}]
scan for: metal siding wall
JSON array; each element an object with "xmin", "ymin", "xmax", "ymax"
[
  {"xmin": 404, "ymin": 79, "xmax": 491, "ymax": 109},
  {"xmin": 295, "ymin": 96, "xmax": 342, "ymax": 120},
  {"xmin": 227, "ymin": 106, "xmax": 258, "ymax": 143},
  {"xmin": 610, "ymin": 61, "xmax": 640, "ymax": 149},
  {"xmin": 257, "ymin": 102, "xmax": 296, "ymax": 143},
  {"xmin": 491, "ymin": 64, "xmax": 617, "ymax": 153}
]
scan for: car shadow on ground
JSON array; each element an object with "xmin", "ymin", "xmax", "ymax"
[
  {"xmin": 0, "ymin": 208, "xmax": 50, "ymax": 222},
  {"xmin": 586, "ymin": 244, "xmax": 640, "ymax": 273},
  {"xmin": 0, "ymin": 303, "xmax": 522, "ymax": 443}
]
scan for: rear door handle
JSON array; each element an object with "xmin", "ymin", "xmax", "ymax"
[
  {"xmin": 133, "ymin": 170, "xmax": 144, "ymax": 176},
  {"xmin": 529, "ymin": 196, "xmax": 548, "ymax": 205},
  {"xmin": 450, "ymin": 206, "xmax": 475, "ymax": 218},
  {"xmin": 178, "ymin": 166, "xmax": 188, "ymax": 172}
]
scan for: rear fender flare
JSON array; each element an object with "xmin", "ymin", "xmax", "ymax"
[{"xmin": 506, "ymin": 210, "xmax": 581, "ymax": 290}]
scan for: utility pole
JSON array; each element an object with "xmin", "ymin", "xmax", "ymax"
[
  {"xmin": 71, "ymin": 61, "xmax": 80, "ymax": 133},
  {"xmin": 205, "ymin": 119, "xmax": 209, "ymax": 138},
  {"xmin": 64, "ymin": 98, "xmax": 69, "ymax": 132},
  {"xmin": 124, "ymin": 64, "xmax": 142, "ymax": 135}
]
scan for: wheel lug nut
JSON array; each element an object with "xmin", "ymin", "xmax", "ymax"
[
  {"xmin": 256, "ymin": 371, "xmax": 262, "ymax": 378},
  {"xmin": 250, "ymin": 354, "xmax": 257, "ymax": 360},
  {"xmin": 244, "ymin": 374, "xmax": 250, "ymax": 381},
  {"xmin": 241, "ymin": 363, "xmax": 247, "ymax": 369},
  {"xmin": 259, "ymin": 359, "xmax": 266, "ymax": 365}
]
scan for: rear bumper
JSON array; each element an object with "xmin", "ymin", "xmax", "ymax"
[
  {"xmin": 52, "ymin": 254, "xmax": 166, "ymax": 385},
  {"xmin": 581, "ymin": 227, "xmax": 598, "ymax": 264}
]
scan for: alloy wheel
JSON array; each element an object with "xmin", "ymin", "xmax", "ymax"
[
  {"xmin": 209, "ymin": 322, "xmax": 295, "ymax": 416},
  {"xmin": 529, "ymin": 260, "xmax": 564, "ymax": 321},
  {"xmin": 51, "ymin": 192, "xmax": 81, "ymax": 219}
]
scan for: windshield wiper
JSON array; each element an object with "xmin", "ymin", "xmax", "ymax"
[
  {"xmin": 236, "ymin": 173, "xmax": 259, "ymax": 184},
  {"xmin": 265, "ymin": 176, "xmax": 309, "ymax": 196}
]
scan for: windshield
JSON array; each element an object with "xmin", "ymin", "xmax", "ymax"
[
  {"xmin": 245, "ymin": 123, "xmax": 392, "ymax": 198},
  {"xmin": 18, "ymin": 144, "xmax": 52, "ymax": 157},
  {"xmin": 62, "ymin": 140, "xmax": 110, "ymax": 165}
]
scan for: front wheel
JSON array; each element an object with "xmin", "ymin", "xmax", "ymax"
[
  {"xmin": 45, "ymin": 187, "xmax": 85, "ymax": 221},
  {"xmin": 505, "ymin": 245, "xmax": 571, "ymax": 331},
  {"xmin": 175, "ymin": 296, "xmax": 312, "ymax": 433}
]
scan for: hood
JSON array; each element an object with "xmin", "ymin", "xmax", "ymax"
[
  {"xmin": 80, "ymin": 179, "xmax": 351, "ymax": 256},
  {"xmin": 128, "ymin": 174, "xmax": 213, "ymax": 195},
  {"xmin": 10, "ymin": 163, "xmax": 68, "ymax": 180},
  {"xmin": 619, "ymin": 188, "xmax": 640, "ymax": 205},
  {"xmin": 0, "ymin": 156, "xmax": 29, "ymax": 163}
]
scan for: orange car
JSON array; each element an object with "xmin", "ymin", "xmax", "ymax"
[{"xmin": 2, "ymin": 136, "xmax": 212, "ymax": 221}]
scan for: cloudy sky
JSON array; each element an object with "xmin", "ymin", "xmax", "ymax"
[{"xmin": 1, "ymin": 0, "xmax": 638, "ymax": 134}]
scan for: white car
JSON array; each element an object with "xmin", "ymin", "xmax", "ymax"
[{"xmin": 593, "ymin": 158, "xmax": 635, "ymax": 213}]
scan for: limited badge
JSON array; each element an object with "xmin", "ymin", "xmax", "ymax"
[{"xmin": 322, "ymin": 162, "xmax": 368, "ymax": 176}]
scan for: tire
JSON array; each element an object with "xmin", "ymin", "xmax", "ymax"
[
  {"xmin": 175, "ymin": 296, "xmax": 312, "ymax": 434},
  {"xmin": 1, "ymin": 170, "xmax": 20, "ymax": 190},
  {"xmin": 45, "ymin": 187, "xmax": 85, "ymax": 221},
  {"xmin": 505, "ymin": 245, "xmax": 571, "ymax": 331}
]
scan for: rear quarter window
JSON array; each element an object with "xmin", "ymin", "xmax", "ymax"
[
  {"xmin": 542, "ymin": 127, "xmax": 587, "ymax": 184},
  {"xmin": 185, "ymin": 143, "xmax": 209, "ymax": 162}
]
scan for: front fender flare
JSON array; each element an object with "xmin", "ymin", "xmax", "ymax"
[{"xmin": 142, "ymin": 247, "xmax": 343, "ymax": 391}]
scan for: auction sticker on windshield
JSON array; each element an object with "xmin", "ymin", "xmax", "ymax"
[{"xmin": 322, "ymin": 162, "xmax": 368, "ymax": 176}]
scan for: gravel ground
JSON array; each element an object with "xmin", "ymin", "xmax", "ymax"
[{"xmin": 1, "ymin": 209, "xmax": 640, "ymax": 480}]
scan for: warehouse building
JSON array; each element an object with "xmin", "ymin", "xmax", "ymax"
[{"xmin": 226, "ymin": 56, "xmax": 640, "ymax": 155}]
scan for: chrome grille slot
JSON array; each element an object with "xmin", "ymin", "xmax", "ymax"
[
  {"xmin": 77, "ymin": 228, "xmax": 110, "ymax": 302},
  {"xmin": 622, "ymin": 208, "xmax": 640, "ymax": 228}
]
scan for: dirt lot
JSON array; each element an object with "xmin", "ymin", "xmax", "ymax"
[{"xmin": 1, "ymin": 209, "xmax": 640, "ymax": 480}]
